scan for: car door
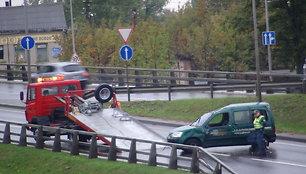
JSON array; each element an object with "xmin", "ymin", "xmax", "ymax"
[{"xmin": 204, "ymin": 112, "xmax": 234, "ymax": 147}]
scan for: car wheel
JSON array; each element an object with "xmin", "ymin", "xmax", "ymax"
[{"xmin": 94, "ymin": 84, "xmax": 113, "ymax": 103}]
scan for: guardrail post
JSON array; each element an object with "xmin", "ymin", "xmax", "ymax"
[
  {"xmin": 18, "ymin": 124, "xmax": 27, "ymax": 146},
  {"xmin": 210, "ymin": 83, "xmax": 214, "ymax": 99},
  {"xmin": 152, "ymin": 71, "xmax": 159, "ymax": 87},
  {"xmin": 21, "ymin": 66, "xmax": 28, "ymax": 82},
  {"xmin": 189, "ymin": 72, "xmax": 195, "ymax": 85},
  {"xmin": 168, "ymin": 86, "xmax": 172, "ymax": 101},
  {"xmin": 35, "ymin": 126, "xmax": 44, "ymax": 149},
  {"xmin": 127, "ymin": 87, "xmax": 131, "ymax": 102},
  {"xmin": 170, "ymin": 71, "xmax": 176, "ymax": 85},
  {"xmin": 213, "ymin": 163, "xmax": 222, "ymax": 174},
  {"xmin": 3, "ymin": 122, "xmax": 11, "ymax": 144},
  {"xmin": 89, "ymin": 134, "xmax": 98, "ymax": 159},
  {"xmin": 128, "ymin": 139, "xmax": 137, "ymax": 163},
  {"xmin": 135, "ymin": 71, "xmax": 141, "ymax": 87},
  {"xmin": 108, "ymin": 137, "xmax": 117, "ymax": 161},
  {"xmin": 6, "ymin": 65, "xmax": 14, "ymax": 81},
  {"xmin": 52, "ymin": 128, "xmax": 61, "ymax": 152},
  {"xmin": 303, "ymin": 80, "xmax": 306, "ymax": 94},
  {"xmin": 148, "ymin": 142, "xmax": 157, "ymax": 166},
  {"xmin": 190, "ymin": 148, "xmax": 200, "ymax": 173},
  {"xmin": 118, "ymin": 70, "xmax": 124, "ymax": 86},
  {"xmin": 168, "ymin": 145, "xmax": 178, "ymax": 170},
  {"xmin": 70, "ymin": 131, "xmax": 79, "ymax": 155}
]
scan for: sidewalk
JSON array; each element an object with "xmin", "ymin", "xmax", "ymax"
[{"xmin": 1, "ymin": 101, "xmax": 306, "ymax": 143}]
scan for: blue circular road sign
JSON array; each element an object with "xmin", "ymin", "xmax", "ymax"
[
  {"xmin": 21, "ymin": 36, "xmax": 35, "ymax": 50},
  {"xmin": 119, "ymin": 45, "xmax": 133, "ymax": 61}
]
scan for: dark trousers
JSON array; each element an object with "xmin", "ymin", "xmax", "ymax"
[{"xmin": 252, "ymin": 129, "xmax": 266, "ymax": 155}]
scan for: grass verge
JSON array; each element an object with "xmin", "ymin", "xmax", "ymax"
[
  {"xmin": 122, "ymin": 94, "xmax": 306, "ymax": 134},
  {"xmin": 0, "ymin": 144, "xmax": 189, "ymax": 174}
]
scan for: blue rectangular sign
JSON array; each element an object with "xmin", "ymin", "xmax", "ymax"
[{"xmin": 262, "ymin": 31, "xmax": 276, "ymax": 45}]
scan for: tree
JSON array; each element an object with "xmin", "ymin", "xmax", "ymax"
[
  {"xmin": 130, "ymin": 18, "xmax": 170, "ymax": 69},
  {"xmin": 269, "ymin": 0, "xmax": 306, "ymax": 73}
]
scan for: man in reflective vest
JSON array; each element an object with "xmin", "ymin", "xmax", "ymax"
[{"xmin": 252, "ymin": 110, "xmax": 266, "ymax": 156}]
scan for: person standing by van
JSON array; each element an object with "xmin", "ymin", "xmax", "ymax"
[{"xmin": 253, "ymin": 110, "xmax": 266, "ymax": 156}]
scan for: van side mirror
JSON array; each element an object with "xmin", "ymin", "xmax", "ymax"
[{"xmin": 20, "ymin": 91, "xmax": 24, "ymax": 101}]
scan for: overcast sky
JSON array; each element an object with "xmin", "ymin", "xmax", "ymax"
[{"xmin": 0, "ymin": 0, "xmax": 189, "ymax": 10}]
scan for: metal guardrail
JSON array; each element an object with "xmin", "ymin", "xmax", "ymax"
[
  {"xmin": 0, "ymin": 63, "xmax": 303, "ymax": 87},
  {"xmin": 1, "ymin": 63, "xmax": 305, "ymax": 101},
  {"xmin": 0, "ymin": 120, "xmax": 237, "ymax": 174}
]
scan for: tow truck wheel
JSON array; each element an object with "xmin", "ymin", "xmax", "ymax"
[{"xmin": 94, "ymin": 84, "xmax": 113, "ymax": 103}]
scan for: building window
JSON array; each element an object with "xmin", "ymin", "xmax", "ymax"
[
  {"xmin": 0, "ymin": 46, "xmax": 3, "ymax": 59},
  {"xmin": 14, "ymin": 45, "xmax": 25, "ymax": 63},
  {"xmin": 37, "ymin": 44, "xmax": 48, "ymax": 62}
]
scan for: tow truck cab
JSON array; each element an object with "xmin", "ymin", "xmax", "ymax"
[{"xmin": 20, "ymin": 80, "xmax": 83, "ymax": 126}]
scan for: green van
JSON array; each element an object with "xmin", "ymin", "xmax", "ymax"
[{"xmin": 167, "ymin": 102, "xmax": 276, "ymax": 148}]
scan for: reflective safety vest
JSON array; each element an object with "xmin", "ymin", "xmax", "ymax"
[{"xmin": 253, "ymin": 115, "xmax": 265, "ymax": 129}]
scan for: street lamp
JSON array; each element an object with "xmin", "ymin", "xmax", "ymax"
[{"xmin": 252, "ymin": 0, "xmax": 262, "ymax": 102}]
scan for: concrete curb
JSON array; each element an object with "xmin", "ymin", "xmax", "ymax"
[{"xmin": 1, "ymin": 103, "xmax": 306, "ymax": 143}]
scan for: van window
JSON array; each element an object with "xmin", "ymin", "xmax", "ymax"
[
  {"xmin": 251, "ymin": 110, "xmax": 268, "ymax": 121},
  {"xmin": 234, "ymin": 111, "xmax": 252, "ymax": 125},
  {"xmin": 208, "ymin": 113, "xmax": 229, "ymax": 127},
  {"xmin": 41, "ymin": 87, "xmax": 58, "ymax": 96}
]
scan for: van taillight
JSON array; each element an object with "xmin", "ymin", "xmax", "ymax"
[
  {"xmin": 272, "ymin": 126, "xmax": 276, "ymax": 133},
  {"xmin": 82, "ymin": 73, "xmax": 90, "ymax": 76}
]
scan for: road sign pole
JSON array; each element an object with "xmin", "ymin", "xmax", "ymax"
[
  {"xmin": 125, "ymin": 61, "xmax": 130, "ymax": 102},
  {"xmin": 24, "ymin": 0, "xmax": 31, "ymax": 84},
  {"xmin": 265, "ymin": 0, "xmax": 273, "ymax": 81}
]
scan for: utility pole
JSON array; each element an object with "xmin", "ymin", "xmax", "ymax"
[
  {"xmin": 252, "ymin": 0, "xmax": 262, "ymax": 102},
  {"xmin": 265, "ymin": 0, "xmax": 272, "ymax": 81},
  {"xmin": 24, "ymin": 0, "xmax": 31, "ymax": 84},
  {"xmin": 70, "ymin": 0, "xmax": 76, "ymax": 54}
]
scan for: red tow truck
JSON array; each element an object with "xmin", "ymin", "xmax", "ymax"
[
  {"xmin": 20, "ymin": 79, "xmax": 164, "ymax": 148},
  {"xmin": 20, "ymin": 80, "xmax": 113, "ymax": 142}
]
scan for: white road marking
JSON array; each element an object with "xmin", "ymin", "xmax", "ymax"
[
  {"xmin": 0, "ymin": 108, "xmax": 24, "ymax": 114},
  {"xmin": 251, "ymin": 158, "xmax": 306, "ymax": 168},
  {"xmin": 211, "ymin": 153, "xmax": 231, "ymax": 157},
  {"xmin": 275, "ymin": 142, "xmax": 306, "ymax": 148}
]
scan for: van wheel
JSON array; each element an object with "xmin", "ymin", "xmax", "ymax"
[
  {"xmin": 185, "ymin": 138, "xmax": 201, "ymax": 147},
  {"xmin": 183, "ymin": 138, "xmax": 201, "ymax": 154},
  {"xmin": 94, "ymin": 84, "xmax": 113, "ymax": 103}
]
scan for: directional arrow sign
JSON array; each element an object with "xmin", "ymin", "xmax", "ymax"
[
  {"xmin": 21, "ymin": 36, "xmax": 35, "ymax": 50},
  {"xmin": 262, "ymin": 31, "xmax": 276, "ymax": 45},
  {"xmin": 117, "ymin": 27, "xmax": 133, "ymax": 43},
  {"xmin": 119, "ymin": 45, "xmax": 133, "ymax": 61}
]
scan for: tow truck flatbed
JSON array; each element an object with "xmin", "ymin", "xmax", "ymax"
[{"xmin": 67, "ymin": 107, "xmax": 164, "ymax": 150}]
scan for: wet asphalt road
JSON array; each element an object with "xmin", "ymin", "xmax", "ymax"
[
  {"xmin": 1, "ymin": 107, "xmax": 306, "ymax": 174},
  {"xmin": 0, "ymin": 83, "xmax": 306, "ymax": 174}
]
